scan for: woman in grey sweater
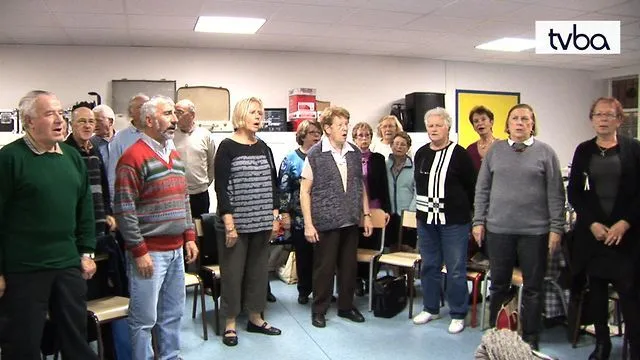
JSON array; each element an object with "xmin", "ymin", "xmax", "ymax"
[{"xmin": 472, "ymin": 104, "xmax": 565, "ymax": 351}]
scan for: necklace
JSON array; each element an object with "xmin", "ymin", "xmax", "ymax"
[
  {"xmin": 479, "ymin": 137, "xmax": 495, "ymax": 149},
  {"xmin": 597, "ymin": 144, "xmax": 608, "ymax": 157}
]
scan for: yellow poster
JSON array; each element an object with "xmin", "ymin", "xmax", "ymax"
[{"xmin": 456, "ymin": 90, "xmax": 520, "ymax": 148}]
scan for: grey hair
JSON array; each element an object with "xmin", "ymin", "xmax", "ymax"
[
  {"xmin": 140, "ymin": 95, "xmax": 175, "ymax": 125},
  {"xmin": 19, "ymin": 90, "xmax": 54, "ymax": 121},
  {"xmin": 424, "ymin": 107, "xmax": 452, "ymax": 129},
  {"xmin": 128, "ymin": 93, "xmax": 149, "ymax": 120},
  {"xmin": 93, "ymin": 104, "xmax": 115, "ymax": 120},
  {"xmin": 176, "ymin": 99, "xmax": 196, "ymax": 113}
]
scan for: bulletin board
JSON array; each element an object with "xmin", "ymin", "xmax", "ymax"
[{"xmin": 455, "ymin": 90, "xmax": 520, "ymax": 148}]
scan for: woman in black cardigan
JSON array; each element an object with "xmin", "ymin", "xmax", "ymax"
[
  {"xmin": 567, "ymin": 97, "xmax": 640, "ymax": 360},
  {"xmin": 352, "ymin": 122, "xmax": 391, "ymax": 294}
]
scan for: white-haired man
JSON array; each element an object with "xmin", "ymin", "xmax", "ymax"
[
  {"xmin": 173, "ymin": 99, "xmax": 216, "ymax": 218},
  {"xmin": 91, "ymin": 104, "xmax": 116, "ymax": 167},
  {"xmin": 0, "ymin": 90, "xmax": 97, "ymax": 359},
  {"xmin": 114, "ymin": 95, "xmax": 199, "ymax": 359}
]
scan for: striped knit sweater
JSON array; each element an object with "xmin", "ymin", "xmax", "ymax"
[
  {"xmin": 214, "ymin": 138, "xmax": 278, "ymax": 233},
  {"xmin": 65, "ymin": 136, "xmax": 111, "ymax": 236},
  {"xmin": 114, "ymin": 139, "xmax": 195, "ymax": 258}
]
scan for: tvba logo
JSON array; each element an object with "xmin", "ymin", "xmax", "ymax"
[{"xmin": 535, "ymin": 21, "xmax": 620, "ymax": 54}]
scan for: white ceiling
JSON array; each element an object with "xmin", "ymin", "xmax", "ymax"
[{"xmin": 1, "ymin": 0, "xmax": 639, "ymax": 71}]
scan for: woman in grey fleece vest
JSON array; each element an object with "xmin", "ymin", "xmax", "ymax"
[{"xmin": 472, "ymin": 104, "xmax": 566, "ymax": 351}]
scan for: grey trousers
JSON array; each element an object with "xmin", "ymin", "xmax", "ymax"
[{"xmin": 218, "ymin": 230, "xmax": 272, "ymax": 318}]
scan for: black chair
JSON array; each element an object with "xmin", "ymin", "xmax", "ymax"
[{"xmin": 197, "ymin": 213, "xmax": 222, "ymax": 336}]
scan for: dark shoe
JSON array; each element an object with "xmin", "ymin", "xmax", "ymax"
[
  {"xmin": 588, "ymin": 341, "xmax": 612, "ymax": 360},
  {"xmin": 338, "ymin": 308, "xmax": 365, "ymax": 323},
  {"xmin": 267, "ymin": 292, "xmax": 277, "ymax": 303},
  {"xmin": 247, "ymin": 321, "xmax": 282, "ymax": 335},
  {"xmin": 298, "ymin": 295, "xmax": 309, "ymax": 304},
  {"xmin": 522, "ymin": 335, "xmax": 539, "ymax": 351},
  {"xmin": 312, "ymin": 313, "xmax": 326, "ymax": 328},
  {"xmin": 222, "ymin": 329, "xmax": 238, "ymax": 347}
]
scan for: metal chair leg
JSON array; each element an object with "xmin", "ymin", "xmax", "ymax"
[
  {"xmin": 191, "ymin": 284, "xmax": 198, "ymax": 319},
  {"xmin": 368, "ymin": 259, "xmax": 374, "ymax": 312},
  {"xmin": 470, "ymin": 273, "xmax": 482, "ymax": 328},
  {"xmin": 408, "ymin": 268, "xmax": 415, "ymax": 319},
  {"xmin": 480, "ymin": 271, "xmax": 491, "ymax": 330}
]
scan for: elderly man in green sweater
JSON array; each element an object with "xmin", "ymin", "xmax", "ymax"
[{"xmin": 0, "ymin": 90, "xmax": 98, "ymax": 359}]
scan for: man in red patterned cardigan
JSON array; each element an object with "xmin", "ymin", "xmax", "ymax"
[{"xmin": 114, "ymin": 95, "xmax": 199, "ymax": 360}]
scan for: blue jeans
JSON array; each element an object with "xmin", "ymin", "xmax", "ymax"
[
  {"xmin": 417, "ymin": 220, "xmax": 469, "ymax": 319},
  {"xmin": 127, "ymin": 249, "xmax": 185, "ymax": 360}
]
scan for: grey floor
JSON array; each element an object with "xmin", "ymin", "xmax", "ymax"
[{"xmin": 178, "ymin": 278, "xmax": 625, "ymax": 360}]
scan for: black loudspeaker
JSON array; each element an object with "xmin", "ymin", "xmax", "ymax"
[{"xmin": 405, "ymin": 92, "xmax": 445, "ymax": 132}]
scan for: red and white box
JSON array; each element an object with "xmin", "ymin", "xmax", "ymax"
[{"xmin": 288, "ymin": 88, "xmax": 317, "ymax": 120}]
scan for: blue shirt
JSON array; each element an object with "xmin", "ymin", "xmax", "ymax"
[{"xmin": 277, "ymin": 148, "xmax": 306, "ymax": 230}]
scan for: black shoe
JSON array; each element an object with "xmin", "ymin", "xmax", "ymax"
[
  {"xmin": 588, "ymin": 341, "xmax": 612, "ymax": 360},
  {"xmin": 312, "ymin": 313, "xmax": 326, "ymax": 328},
  {"xmin": 298, "ymin": 295, "xmax": 309, "ymax": 304},
  {"xmin": 522, "ymin": 335, "xmax": 539, "ymax": 351},
  {"xmin": 337, "ymin": 308, "xmax": 365, "ymax": 323},
  {"xmin": 247, "ymin": 321, "xmax": 282, "ymax": 335},
  {"xmin": 267, "ymin": 292, "xmax": 277, "ymax": 302},
  {"xmin": 222, "ymin": 329, "xmax": 238, "ymax": 347}
]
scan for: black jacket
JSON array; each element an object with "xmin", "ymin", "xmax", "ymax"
[
  {"xmin": 567, "ymin": 136, "xmax": 640, "ymax": 274},
  {"xmin": 366, "ymin": 151, "xmax": 391, "ymax": 213}
]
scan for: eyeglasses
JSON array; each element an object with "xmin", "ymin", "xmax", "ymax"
[
  {"xmin": 356, "ymin": 133, "xmax": 372, "ymax": 139},
  {"xmin": 592, "ymin": 112, "xmax": 617, "ymax": 120}
]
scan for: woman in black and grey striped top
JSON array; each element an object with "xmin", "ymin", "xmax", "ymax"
[{"xmin": 214, "ymin": 97, "xmax": 282, "ymax": 347}]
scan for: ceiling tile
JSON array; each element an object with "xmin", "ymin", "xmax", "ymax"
[
  {"xmin": 0, "ymin": 11, "xmax": 60, "ymax": 28},
  {"xmin": 341, "ymin": 9, "xmax": 423, "ymax": 27},
  {"xmin": 2, "ymin": 0, "xmax": 47, "ymax": 12},
  {"xmin": 535, "ymin": 0, "xmax": 628, "ymax": 12},
  {"xmin": 500, "ymin": 4, "xmax": 586, "ymax": 24},
  {"xmin": 360, "ymin": 0, "xmax": 457, "ymax": 15},
  {"xmin": 65, "ymin": 28, "xmax": 130, "ymax": 45},
  {"xmin": 199, "ymin": 1, "xmax": 281, "ymax": 19},
  {"xmin": 259, "ymin": 21, "xmax": 333, "ymax": 37},
  {"xmin": 572, "ymin": 12, "xmax": 639, "ymax": 25},
  {"xmin": 125, "ymin": 0, "xmax": 204, "ymax": 16},
  {"xmin": 405, "ymin": 15, "xmax": 482, "ymax": 33},
  {"xmin": 622, "ymin": 36, "xmax": 640, "ymax": 51},
  {"xmin": 464, "ymin": 20, "xmax": 532, "ymax": 38},
  {"xmin": 129, "ymin": 29, "xmax": 197, "ymax": 47},
  {"xmin": 270, "ymin": 4, "xmax": 353, "ymax": 24},
  {"xmin": 45, "ymin": 0, "xmax": 125, "ymax": 14},
  {"xmin": 55, "ymin": 13, "xmax": 128, "ymax": 28},
  {"xmin": 432, "ymin": 0, "xmax": 527, "ymax": 19},
  {"xmin": 7, "ymin": 26, "xmax": 71, "ymax": 44},
  {"xmin": 598, "ymin": 1, "xmax": 640, "ymax": 17},
  {"xmin": 622, "ymin": 20, "xmax": 640, "ymax": 36},
  {"xmin": 127, "ymin": 15, "xmax": 197, "ymax": 31}
]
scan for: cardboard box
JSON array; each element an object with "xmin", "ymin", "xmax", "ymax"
[
  {"xmin": 316, "ymin": 100, "xmax": 330, "ymax": 112},
  {"xmin": 288, "ymin": 88, "xmax": 317, "ymax": 115}
]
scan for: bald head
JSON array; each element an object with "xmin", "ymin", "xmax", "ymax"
[
  {"xmin": 175, "ymin": 99, "xmax": 196, "ymax": 132},
  {"xmin": 128, "ymin": 93, "xmax": 150, "ymax": 127},
  {"xmin": 71, "ymin": 107, "xmax": 96, "ymax": 143}
]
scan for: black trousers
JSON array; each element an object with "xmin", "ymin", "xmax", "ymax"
[
  {"xmin": 189, "ymin": 190, "xmax": 210, "ymax": 219},
  {"xmin": 0, "ymin": 267, "xmax": 97, "ymax": 360},
  {"xmin": 486, "ymin": 232, "xmax": 548, "ymax": 340},
  {"xmin": 292, "ymin": 227, "xmax": 314, "ymax": 297},
  {"xmin": 312, "ymin": 226, "xmax": 359, "ymax": 315}
]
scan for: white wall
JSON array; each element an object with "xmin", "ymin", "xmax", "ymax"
[{"xmin": 0, "ymin": 45, "xmax": 606, "ymax": 164}]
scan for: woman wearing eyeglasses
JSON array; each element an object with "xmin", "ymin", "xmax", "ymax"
[
  {"xmin": 413, "ymin": 107, "xmax": 476, "ymax": 334},
  {"xmin": 277, "ymin": 120, "xmax": 322, "ymax": 305},
  {"xmin": 472, "ymin": 103, "xmax": 565, "ymax": 351},
  {"xmin": 567, "ymin": 97, "xmax": 640, "ymax": 360}
]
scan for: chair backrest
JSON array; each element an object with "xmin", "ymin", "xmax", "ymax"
[
  {"xmin": 199, "ymin": 213, "xmax": 219, "ymax": 266},
  {"xmin": 401, "ymin": 210, "xmax": 417, "ymax": 229},
  {"xmin": 359, "ymin": 208, "xmax": 387, "ymax": 252}
]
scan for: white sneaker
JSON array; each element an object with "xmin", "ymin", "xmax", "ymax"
[
  {"xmin": 412, "ymin": 311, "xmax": 440, "ymax": 325},
  {"xmin": 448, "ymin": 319, "xmax": 465, "ymax": 334}
]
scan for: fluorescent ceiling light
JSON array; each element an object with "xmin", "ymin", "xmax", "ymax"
[
  {"xmin": 195, "ymin": 16, "xmax": 265, "ymax": 34},
  {"xmin": 475, "ymin": 37, "xmax": 536, "ymax": 52}
]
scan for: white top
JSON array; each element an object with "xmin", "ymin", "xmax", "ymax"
[
  {"xmin": 141, "ymin": 133, "xmax": 172, "ymax": 163},
  {"xmin": 301, "ymin": 136, "xmax": 356, "ymax": 192},
  {"xmin": 370, "ymin": 139, "xmax": 392, "ymax": 159},
  {"xmin": 173, "ymin": 126, "xmax": 216, "ymax": 194}
]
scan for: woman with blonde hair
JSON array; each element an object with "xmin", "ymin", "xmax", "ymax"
[
  {"xmin": 370, "ymin": 115, "xmax": 403, "ymax": 159},
  {"xmin": 214, "ymin": 97, "xmax": 282, "ymax": 346}
]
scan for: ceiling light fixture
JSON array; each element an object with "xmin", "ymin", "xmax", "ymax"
[
  {"xmin": 475, "ymin": 37, "xmax": 536, "ymax": 52},
  {"xmin": 194, "ymin": 16, "xmax": 266, "ymax": 34}
]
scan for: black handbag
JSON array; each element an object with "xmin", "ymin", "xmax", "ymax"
[{"xmin": 372, "ymin": 275, "xmax": 407, "ymax": 318}]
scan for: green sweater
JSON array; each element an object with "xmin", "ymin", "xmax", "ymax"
[{"xmin": 0, "ymin": 138, "xmax": 96, "ymax": 274}]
